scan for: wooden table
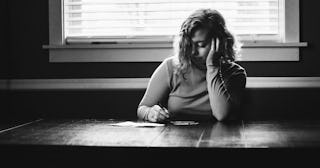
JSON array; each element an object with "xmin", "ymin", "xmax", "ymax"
[{"xmin": 1, "ymin": 119, "xmax": 320, "ymax": 166}]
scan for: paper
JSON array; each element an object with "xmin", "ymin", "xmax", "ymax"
[
  {"xmin": 107, "ymin": 121, "xmax": 199, "ymax": 127},
  {"xmin": 170, "ymin": 121, "xmax": 199, "ymax": 126},
  {"xmin": 107, "ymin": 121, "xmax": 165, "ymax": 127}
]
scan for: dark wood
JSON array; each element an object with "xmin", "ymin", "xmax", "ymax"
[
  {"xmin": 242, "ymin": 120, "xmax": 320, "ymax": 147},
  {"xmin": 199, "ymin": 121, "xmax": 245, "ymax": 147},
  {"xmin": 150, "ymin": 123, "xmax": 206, "ymax": 147},
  {"xmin": 0, "ymin": 119, "xmax": 40, "ymax": 132},
  {"xmin": 0, "ymin": 119, "xmax": 165, "ymax": 147},
  {"xmin": 1, "ymin": 119, "xmax": 320, "ymax": 148},
  {"xmin": 1, "ymin": 119, "xmax": 320, "ymax": 167}
]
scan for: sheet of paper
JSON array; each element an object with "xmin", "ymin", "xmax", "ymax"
[
  {"xmin": 170, "ymin": 121, "xmax": 199, "ymax": 126},
  {"xmin": 107, "ymin": 121, "xmax": 200, "ymax": 127},
  {"xmin": 107, "ymin": 121, "xmax": 165, "ymax": 127}
]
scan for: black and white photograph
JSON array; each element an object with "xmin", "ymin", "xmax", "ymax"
[{"xmin": 1, "ymin": 0, "xmax": 320, "ymax": 167}]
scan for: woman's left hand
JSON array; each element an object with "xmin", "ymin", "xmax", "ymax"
[{"xmin": 206, "ymin": 38, "xmax": 221, "ymax": 67}]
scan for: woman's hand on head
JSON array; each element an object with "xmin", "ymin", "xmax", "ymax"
[
  {"xmin": 147, "ymin": 105, "xmax": 170, "ymax": 123},
  {"xmin": 206, "ymin": 38, "xmax": 221, "ymax": 67}
]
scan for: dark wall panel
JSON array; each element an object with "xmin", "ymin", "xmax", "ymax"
[
  {"xmin": 1, "ymin": 0, "xmax": 9, "ymax": 79},
  {"xmin": 6, "ymin": 88, "xmax": 320, "ymax": 121},
  {"xmin": 8, "ymin": 90, "xmax": 145, "ymax": 120},
  {"xmin": 1, "ymin": 0, "xmax": 9, "ymax": 120},
  {"xmin": 8, "ymin": 0, "xmax": 49, "ymax": 79}
]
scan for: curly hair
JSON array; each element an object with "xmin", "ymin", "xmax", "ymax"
[{"xmin": 174, "ymin": 8, "xmax": 241, "ymax": 78}]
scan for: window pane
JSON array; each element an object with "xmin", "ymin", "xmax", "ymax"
[{"xmin": 64, "ymin": 0, "xmax": 279, "ymax": 40}]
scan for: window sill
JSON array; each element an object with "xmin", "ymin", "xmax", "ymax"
[{"xmin": 43, "ymin": 42, "xmax": 307, "ymax": 62}]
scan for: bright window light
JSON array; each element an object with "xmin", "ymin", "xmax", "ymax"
[{"xmin": 64, "ymin": 0, "xmax": 281, "ymax": 42}]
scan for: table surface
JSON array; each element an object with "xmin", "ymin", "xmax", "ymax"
[{"xmin": 1, "ymin": 118, "xmax": 320, "ymax": 148}]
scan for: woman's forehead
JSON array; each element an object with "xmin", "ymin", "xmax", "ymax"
[{"xmin": 192, "ymin": 29, "xmax": 209, "ymax": 42}]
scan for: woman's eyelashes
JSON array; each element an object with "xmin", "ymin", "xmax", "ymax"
[{"xmin": 196, "ymin": 41, "xmax": 208, "ymax": 48}]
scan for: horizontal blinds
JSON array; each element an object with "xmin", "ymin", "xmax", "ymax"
[{"xmin": 64, "ymin": 0, "xmax": 279, "ymax": 39}]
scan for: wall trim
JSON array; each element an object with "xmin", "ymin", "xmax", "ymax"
[
  {"xmin": 1, "ymin": 77, "xmax": 320, "ymax": 90},
  {"xmin": 48, "ymin": 47, "xmax": 303, "ymax": 62},
  {"xmin": 0, "ymin": 80, "xmax": 9, "ymax": 90}
]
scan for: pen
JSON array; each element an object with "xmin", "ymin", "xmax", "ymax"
[
  {"xmin": 157, "ymin": 101, "xmax": 166, "ymax": 111},
  {"xmin": 158, "ymin": 101, "xmax": 170, "ymax": 123}
]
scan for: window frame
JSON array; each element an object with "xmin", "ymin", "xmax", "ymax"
[{"xmin": 44, "ymin": 0, "xmax": 307, "ymax": 62}]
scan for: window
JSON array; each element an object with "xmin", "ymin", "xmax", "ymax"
[
  {"xmin": 64, "ymin": 0, "xmax": 281, "ymax": 43},
  {"xmin": 45, "ymin": 0, "xmax": 306, "ymax": 62}
]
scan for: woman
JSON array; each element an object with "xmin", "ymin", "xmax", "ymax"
[{"xmin": 137, "ymin": 8, "xmax": 247, "ymax": 122}]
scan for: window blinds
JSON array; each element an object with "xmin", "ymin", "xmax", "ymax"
[{"xmin": 64, "ymin": 0, "xmax": 280, "ymax": 41}]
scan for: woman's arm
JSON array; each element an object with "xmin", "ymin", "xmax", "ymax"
[
  {"xmin": 137, "ymin": 59, "xmax": 171, "ymax": 122},
  {"xmin": 206, "ymin": 64, "xmax": 246, "ymax": 121},
  {"xmin": 206, "ymin": 38, "xmax": 246, "ymax": 121}
]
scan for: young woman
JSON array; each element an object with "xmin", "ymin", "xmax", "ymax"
[{"xmin": 137, "ymin": 8, "xmax": 247, "ymax": 122}]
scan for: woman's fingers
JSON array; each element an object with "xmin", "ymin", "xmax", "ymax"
[
  {"xmin": 216, "ymin": 38, "xmax": 220, "ymax": 53},
  {"xmin": 207, "ymin": 38, "xmax": 220, "ymax": 66},
  {"xmin": 155, "ymin": 105, "xmax": 170, "ymax": 118},
  {"xmin": 158, "ymin": 106, "xmax": 170, "ymax": 118},
  {"xmin": 157, "ymin": 114, "xmax": 167, "ymax": 122},
  {"xmin": 211, "ymin": 38, "xmax": 215, "ymax": 51},
  {"xmin": 206, "ymin": 39, "xmax": 215, "ymax": 64},
  {"xmin": 148, "ymin": 111, "xmax": 157, "ymax": 122},
  {"xmin": 157, "ymin": 109, "xmax": 170, "ymax": 122},
  {"xmin": 211, "ymin": 38, "xmax": 220, "ymax": 52},
  {"xmin": 149, "ymin": 105, "xmax": 170, "ymax": 122}
]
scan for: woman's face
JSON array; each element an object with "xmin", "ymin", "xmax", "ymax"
[{"xmin": 191, "ymin": 28, "xmax": 212, "ymax": 62}]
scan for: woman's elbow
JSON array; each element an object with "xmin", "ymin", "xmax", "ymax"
[
  {"xmin": 211, "ymin": 103, "xmax": 231, "ymax": 121},
  {"xmin": 213, "ymin": 102, "xmax": 242, "ymax": 121},
  {"xmin": 214, "ymin": 112, "xmax": 228, "ymax": 121}
]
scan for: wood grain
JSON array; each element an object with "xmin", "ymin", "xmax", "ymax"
[
  {"xmin": 199, "ymin": 121, "xmax": 245, "ymax": 147},
  {"xmin": 0, "ymin": 119, "xmax": 165, "ymax": 147},
  {"xmin": 150, "ymin": 123, "xmax": 206, "ymax": 147},
  {"xmin": 242, "ymin": 121, "xmax": 320, "ymax": 147},
  {"xmin": 1, "ymin": 119, "xmax": 320, "ymax": 148}
]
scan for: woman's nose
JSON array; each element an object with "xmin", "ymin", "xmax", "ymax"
[{"xmin": 193, "ymin": 49, "xmax": 199, "ymax": 56}]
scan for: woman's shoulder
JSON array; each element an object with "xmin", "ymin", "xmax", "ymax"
[
  {"xmin": 163, "ymin": 55, "xmax": 179, "ymax": 66},
  {"xmin": 162, "ymin": 55, "xmax": 180, "ymax": 73}
]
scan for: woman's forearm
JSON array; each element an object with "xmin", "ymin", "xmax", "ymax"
[{"xmin": 206, "ymin": 65, "xmax": 231, "ymax": 121}]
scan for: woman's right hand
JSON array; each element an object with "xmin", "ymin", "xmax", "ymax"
[
  {"xmin": 206, "ymin": 38, "xmax": 221, "ymax": 67},
  {"xmin": 147, "ymin": 105, "xmax": 170, "ymax": 123}
]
